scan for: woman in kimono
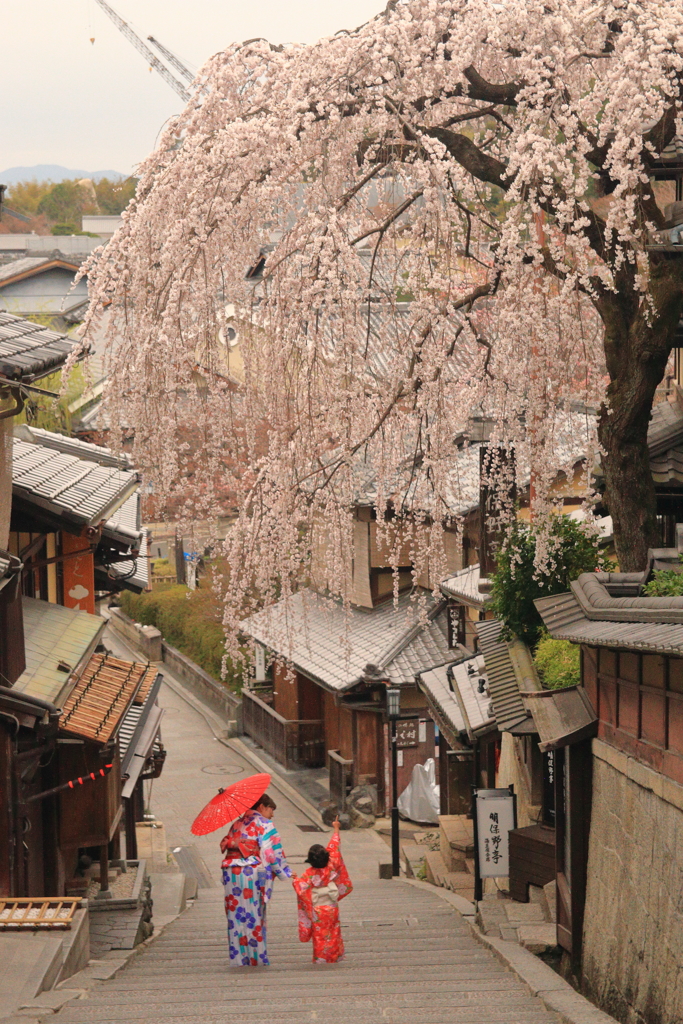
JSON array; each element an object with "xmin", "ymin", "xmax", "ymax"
[
  {"xmin": 220, "ymin": 793, "xmax": 292, "ymax": 966},
  {"xmin": 292, "ymin": 818, "xmax": 352, "ymax": 963}
]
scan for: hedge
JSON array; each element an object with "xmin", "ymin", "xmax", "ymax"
[{"xmin": 119, "ymin": 584, "xmax": 240, "ymax": 691}]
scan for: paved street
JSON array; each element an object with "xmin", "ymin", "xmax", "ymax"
[{"xmin": 51, "ymin": 668, "xmax": 559, "ymax": 1024}]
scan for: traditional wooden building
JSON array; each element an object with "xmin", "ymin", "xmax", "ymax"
[
  {"xmin": 536, "ymin": 570, "xmax": 683, "ymax": 1024},
  {"xmin": 0, "ymin": 406, "xmax": 162, "ymax": 898},
  {"xmin": 417, "ymin": 654, "xmax": 497, "ymax": 815},
  {"xmin": 240, "ymin": 587, "xmax": 457, "ymax": 814},
  {"xmin": 10, "ymin": 424, "xmax": 149, "ymax": 605}
]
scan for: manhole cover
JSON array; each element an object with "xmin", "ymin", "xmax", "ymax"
[{"xmin": 201, "ymin": 764, "xmax": 245, "ymax": 776}]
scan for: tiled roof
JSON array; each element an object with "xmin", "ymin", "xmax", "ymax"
[
  {"xmin": 240, "ymin": 589, "xmax": 453, "ymax": 691},
  {"xmin": 419, "ymin": 654, "xmax": 495, "ymax": 744},
  {"xmin": 18, "ymin": 426, "xmax": 132, "ymax": 470},
  {"xmin": 650, "ymin": 448, "xmax": 683, "ymax": 486},
  {"xmin": 474, "ymin": 619, "xmax": 534, "ymax": 732},
  {"xmin": 536, "ymin": 572, "xmax": 683, "ymax": 655},
  {"xmin": 60, "ymin": 652, "xmax": 152, "ymax": 744},
  {"xmin": 0, "ymin": 255, "xmax": 79, "ymax": 284},
  {"xmin": 13, "ymin": 436, "xmax": 140, "ymax": 528},
  {"xmin": 0, "ymin": 311, "xmax": 76, "ymax": 381},
  {"xmin": 440, "ymin": 563, "xmax": 488, "ymax": 607},
  {"xmin": 388, "ymin": 610, "xmax": 452, "ymax": 684},
  {"xmin": 119, "ymin": 668, "xmax": 163, "ymax": 769},
  {"xmin": 648, "ymin": 399, "xmax": 683, "ymax": 457},
  {"xmin": 16, "ymin": 597, "xmax": 105, "ymax": 705},
  {"xmin": 101, "ymin": 491, "xmax": 142, "ymax": 546}
]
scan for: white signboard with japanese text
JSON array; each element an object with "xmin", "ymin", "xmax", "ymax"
[
  {"xmin": 254, "ymin": 644, "xmax": 266, "ymax": 683},
  {"xmin": 474, "ymin": 788, "xmax": 516, "ymax": 878}
]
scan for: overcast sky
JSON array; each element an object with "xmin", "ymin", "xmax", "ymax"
[{"xmin": 2, "ymin": 0, "xmax": 386, "ymax": 177}]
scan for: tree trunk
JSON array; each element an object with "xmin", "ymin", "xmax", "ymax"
[{"xmin": 598, "ymin": 268, "xmax": 683, "ymax": 572}]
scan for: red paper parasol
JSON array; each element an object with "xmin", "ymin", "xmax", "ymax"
[{"xmin": 190, "ymin": 772, "xmax": 271, "ymax": 836}]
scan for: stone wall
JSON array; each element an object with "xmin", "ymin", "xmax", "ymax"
[
  {"xmin": 161, "ymin": 641, "xmax": 241, "ymax": 735},
  {"xmin": 582, "ymin": 739, "xmax": 683, "ymax": 1024},
  {"xmin": 108, "ymin": 608, "xmax": 162, "ymax": 662},
  {"xmin": 107, "ymin": 607, "xmax": 240, "ymax": 734}
]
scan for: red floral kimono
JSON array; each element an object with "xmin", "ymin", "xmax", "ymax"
[{"xmin": 292, "ymin": 832, "xmax": 352, "ymax": 963}]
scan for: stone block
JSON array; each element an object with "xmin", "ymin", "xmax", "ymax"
[
  {"xmin": 517, "ymin": 923, "xmax": 558, "ymax": 954},
  {"xmin": 400, "ymin": 841, "xmax": 425, "ymax": 878},
  {"xmin": 134, "ymin": 822, "xmax": 171, "ymax": 871},
  {"xmin": 349, "ymin": 805, "xmax": 374, "ymax": 828},
  {"xmin": 504, "ymin": 901, "xmax": 546, "ymax": 924},
  {"xmin": 443, "ymin": 871, "xmax": 475, "ymax": 899},
  {"xmin": 320, "ymin": 801, "xmax": 339, "ymax": 826},
  {"xmin": 424, "ymin": 850, "xmax": 449, "ymax": 887},
  {"xmin": 438, "ymin": 814, "xmax": 474, "ymax": 872},
  {"xmin": 19, "ymin": 990, "xmax": 84, "ymax": 1012},
  {"xmin": 543, "ymin": 879, "xmax": 557, "ymax": 923},
  {"xmin": 528, "ymin": 884, "xmax": 544, "ymax": 904}
]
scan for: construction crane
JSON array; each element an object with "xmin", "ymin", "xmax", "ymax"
[
  {"xmin": 147, "ymin": 37, "xmax": 194, "ymax": 84},
  {"xmin": 93, "ymin": 0, "xmax": 191, "ymax": 102}
]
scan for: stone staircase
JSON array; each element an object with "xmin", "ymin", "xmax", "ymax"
[
  {"xmin": 401, "ymin": 815, "xmax": 476, "ymax": 904},
  {"xmin": 401, "ymin": 816, "xmax": 558, "ymax": 955},
  {"xmin": 44, "ymin": 880, "xmax": 562, "ymax": 1024}
]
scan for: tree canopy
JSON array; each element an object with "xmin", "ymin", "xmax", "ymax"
[
  {"xmin": 80, "ymin": 0, "xmax": 683, "ymax": 660},
  {"xmin": 489, "ymin": 515, "xmax": 608, "ymax": 647},
  {"xmin": 8, "ymin": 176, "xmax": 136, "ymax": 227}
]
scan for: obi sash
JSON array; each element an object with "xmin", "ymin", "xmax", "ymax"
[
  {"xmin": 222, "ymin": 838, "xmax": 260, "ymax": 865},
  {"xmin": 311, "ymin": 881, "xmax": 339, "ymax": 907}
]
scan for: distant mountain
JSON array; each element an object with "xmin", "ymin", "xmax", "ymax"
[{"xmin": 0, "ymin": 165, "xmax": 127, "ymax": 185}]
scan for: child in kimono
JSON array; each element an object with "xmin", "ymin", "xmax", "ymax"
[{"xmin": 292, "ymin": 818, "xmax": 352, "ymax": 963}]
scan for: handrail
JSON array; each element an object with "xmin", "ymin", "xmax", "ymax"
[
  {"xmin": 241, "ymin": 689, "xmax": 323, "ymax": 727},
  {"xmin": 328, "ymin": 749, "xmax": 353, "ymax": 765}
]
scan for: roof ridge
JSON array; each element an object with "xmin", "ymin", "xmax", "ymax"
[{"xmin": 378, "ymin": 597, "xmax": 447, "ymax": 671}]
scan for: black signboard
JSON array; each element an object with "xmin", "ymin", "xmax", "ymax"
[
  {"xmin": 542, "ymin": 749, "xmax": 556, "ymax": 827},
  {"xmin": 395, "ymin": 719, "xmax": 419, "ymax": 748}
]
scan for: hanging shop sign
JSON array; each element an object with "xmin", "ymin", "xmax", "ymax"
[
  {"xmin": 395, "ymin": 718, "xmax": 419, "ymax": 748},
  {"xmin": 472, "ymin": 786, "xmax": 517, "ymax": 892}
]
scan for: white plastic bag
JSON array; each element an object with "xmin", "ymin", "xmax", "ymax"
[{"xmin": 397, "ymin": 757, "xmax": 440, "ymax": 824}]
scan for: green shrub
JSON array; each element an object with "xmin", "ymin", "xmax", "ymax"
[
  {"xmin": 119, "ymin": 583, "xmax": 241, "ymax": 692},
  {"xmin": 150, "ymin": 557, "xmax": 175, "ymax": 577},
  {"xmin": 534, "ymin": 632, "xmax": 580, "ymax": 689},
  {"xmin": 642, "ymin": 557, "xmax": 683, "ymax": 596},
  {"xmin": 490, "ymin": 515, "xmax": 610, "ymax": 647}
]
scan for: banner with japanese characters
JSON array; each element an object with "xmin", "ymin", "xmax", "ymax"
[{"xmin": 474, "ymin": 788, "xmax": 516, "ymax": 878}]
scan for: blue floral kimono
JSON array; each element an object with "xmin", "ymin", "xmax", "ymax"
[{"xmin": 220, "ymin": 809, "xmax": 292, "ymax": 966}]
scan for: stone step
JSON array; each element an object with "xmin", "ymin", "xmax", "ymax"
[
  {"xmin": 400, "ymin": 841, "xmax": 425, "ymax": 877},
  {"xmin": 424, "ymin": 850, "xmax": 449, "ymax": 886},
  {"xmin": 439, "ymin": 814, "xmax": 475, "ymax": 871},
  {"xmin": 443, "ymin": 871, "xmax": 476, "ymax": 899}
]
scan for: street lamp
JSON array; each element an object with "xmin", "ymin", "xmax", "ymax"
[
  {"xmin": 386, "ymin": 684, "xmax": 401, "ymax": 877},
  {"xmin": 361, "ymin": 665, "xmax": 402, "ymax": 877}
]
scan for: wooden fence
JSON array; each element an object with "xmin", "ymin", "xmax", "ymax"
[
  {"xmin": 328, "ymin": 750, "xmax": 354, "ymax": 811},
  {"xmin": 241, "ymin": 689, "xmax": 325, "ymax": 769}
]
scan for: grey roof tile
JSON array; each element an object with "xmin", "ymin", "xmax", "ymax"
[
  {"xmin": 0, "ymin": 311, "xmax": 76, "ymax": 381},
  {"xmin": 19, "ymin": 426, "xmax": 133, "ymax": 469},
  {"xmin": 13, "ymin": 437, "xmax": 140, "ymax": 527},
  {"xmin": 240, "ymin": 589, "xmax": 452, "ymax": 691},
  {"xmin": 536, "ymin": 578, "xmax": 683, "ymax": 655},
  {"xmin": 0, "ymin": 257, "xmax": 51, "ymax": 282},
  {"xmin": 474, "ymin": 619, "xmax": 532, "ymax": 732},
  {"xmin": 440, "ymin": 563, "xmax": 488, "ymax": 607},
  {"xmin": 419, "ymin": 655, "xmax": 494, "ymax": 742},
  {"xmin": 648, "ymin": 399, "xmax": 683, "ymax": 456}
]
